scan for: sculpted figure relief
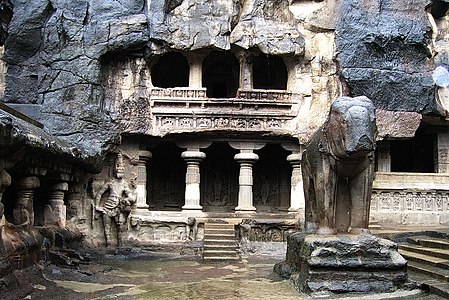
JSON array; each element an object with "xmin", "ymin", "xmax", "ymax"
[
  {"xmin": 95, "ymin": 153, "xmax": 136, "ymax": 247},
  {"xmin": 302, "ymin": 96, "xmax": 376, "ymax": 235}
]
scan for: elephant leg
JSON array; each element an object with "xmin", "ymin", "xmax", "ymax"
[
  {"xmin": 316, "ymin": 157, "xmax": 337, "ymax": 235},
  {"xmin": 349, "ymin": 163, "xmax": 374, "ymax": 234},
  {"xmin": 303, "ymin": 174, "xmax": 318, "ymax": 233}
]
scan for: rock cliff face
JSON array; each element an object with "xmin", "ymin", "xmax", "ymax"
[
  {"xmin": 0, "ymin": 0, "xmax": 442, "ymax": 157},
  {"xmin": 337, "ymin": 0, "xmax": 436, "ymax": 113}
]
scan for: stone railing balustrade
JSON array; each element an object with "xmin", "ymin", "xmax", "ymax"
[{"xmin": 370, "ymin": 172, "xmax": 449, "ymax": 225}]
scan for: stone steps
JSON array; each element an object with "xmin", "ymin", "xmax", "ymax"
[
  {"xmin": 399, "ymin": 249, "xmax": 449, "ymax": 270},
  {"xmin": 203, "ymin": 223, "xmax": 240, "ymax": 262},
  {"xmin": 400, "ymin": 244, "xmax": 449, "ymax": 261},
  {"xmin": 408, "ymin": 236, "xmax": 449, "ymax": 250},
  {"xmin": 399, "ymin": 234, "xmax": 449, "ymax": 299}
]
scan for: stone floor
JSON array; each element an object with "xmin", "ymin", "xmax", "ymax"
[{"xmin": 0, "ymin": 241, "xmax": 443, "ymax": 300}]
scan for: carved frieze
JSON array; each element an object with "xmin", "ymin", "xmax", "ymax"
[
  {"xmin": 371, "ymin": 189, "xmax": 449, "ymax": 216},
  {"xmin": 155, "ymin": 116, "xmax": 288, "ymax": 131}
]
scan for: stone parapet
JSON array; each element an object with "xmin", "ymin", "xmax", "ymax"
[
  {"xmin": 371, "ymin": 172, "xmax": 449, "ymax": 225},
  {"xmin": 373, "ymin": 172, "xmax": 449, "ymax": 190}
]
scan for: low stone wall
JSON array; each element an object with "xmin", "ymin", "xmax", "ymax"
[{"xmin": 371, "ymin": 172, "xmax": 449, "ymax": 225}]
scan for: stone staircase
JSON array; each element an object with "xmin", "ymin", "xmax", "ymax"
[
  {"xmin": 399, "ymin": 234, "xmax": 449, "ymax": 298},
  {"xmin": 202, "ymin": 223, "xmax": 240, "ymax": 262}
]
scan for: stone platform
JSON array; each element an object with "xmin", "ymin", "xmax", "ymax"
[{"xmin": 274, "ymin": 233, "xmax": 411, "ymax": 294}]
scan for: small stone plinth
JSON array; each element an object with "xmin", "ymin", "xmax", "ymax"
[{"xmin": 274, "ymin": 233, "xmax": 409, "ymax": 294}]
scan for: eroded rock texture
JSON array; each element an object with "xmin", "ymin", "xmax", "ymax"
[
  {"xmin": 337, "ymin": 0, "xmax": 436, "ymax": 113},
  {"xmin": 1, "ymin": 0, "xmax": 440, "ymax": 156},
  {"xmin": 274, "ymin": 233, "xmax": 409, "ymax": 294}
]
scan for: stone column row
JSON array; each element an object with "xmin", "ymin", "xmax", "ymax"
[{"xmin": 134, "ymin": 142, "xmax": 306, "ymax": 214}]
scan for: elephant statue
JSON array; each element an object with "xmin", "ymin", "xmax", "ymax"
[{"xmin": 302, "ymin": 96, "xmax": 377, "ymax": 235}]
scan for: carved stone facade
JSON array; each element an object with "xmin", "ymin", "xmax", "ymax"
[{"xmin": 1, "ymin": 0, "xmax": 449, "ymax": 276}]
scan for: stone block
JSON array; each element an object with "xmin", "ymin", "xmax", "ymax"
[{"xmin": 274, "ymin": 232, "xmax": 409, "ymax": 294}]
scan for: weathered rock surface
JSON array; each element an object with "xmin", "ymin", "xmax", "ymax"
[
  {"xmin": 274, "ymin": 233, "xmax": 410, "ymax": 294},
  {"xmin": 376, "ymin": 109, "xmax": 423, "ymax": 140},
  {"xmin": 336, "ymin": 0, "xmax": 437, "ymax": 114},
  {"xmin": 0, "ymin": 0, "xmax": 444, "ymax": 156}
]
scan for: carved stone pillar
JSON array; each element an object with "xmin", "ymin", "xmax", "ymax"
[
  {"xmin": 13, "ymin": 176, "xmax": 40, "ymax": 228},
  {"xmin": 287, "ymin": 153, "xmax": 305, "ymax": 212},
  {"xmin": 181, "ymin": 150, "xmax": 206, "ymax": 211},
  {"xmin": 185, "ymin": 53, "xmax": 204, "ymax": 89},
  {"xmin": 135, "ymin": 150, "xmax": 152, "ymax": 210},
  {"xmin": 377, "ymin": 140, "xmax": 391, "ymax": 172},
  {"xmin": 234, "ymin": 152, "xmax": 259, "ymax": 212},
  {"xmin": 236, "ymin": 50, "xmax": 253, "ymax": 89},
  {"xmin": 45, "ymin": 182, "xmax": 69, "ymax": 228},
  {"xmin": 229, "ymin": 142, "xmax": 265, "ymax": 212}
]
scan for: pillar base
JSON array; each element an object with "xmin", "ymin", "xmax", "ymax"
[
  {"xmin": 136, "ymin": 204, "xmax": 149, "ymax": 209},
  {"xmin": 235, "ymin": 206, "xmax": 257, "ymax": 212},
  {"xmin": 182, "ymin": 204, "xmax": 203, "ymax": 211}
]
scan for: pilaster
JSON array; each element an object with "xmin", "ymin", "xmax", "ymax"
[
  {"xmin": 185, "ymin": 52, "xmax": 205, "ymax": 89},
  {"xmin": 287, "ymin": 153, "xmax": 305, "ymax": 212},
  {"xmin": 235, "ymin": 49, "xmax": 253, "ymax": 90},
  {"xmin": 377, "ymin": 140, "xmax": 391, "ymax": 172},
  {"xmin": 135, "ymin": 150, "xmax": 152, "ymax": 210}
]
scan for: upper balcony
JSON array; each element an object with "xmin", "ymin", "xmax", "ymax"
[
  {"xmin": 147, "ymin": 50, "xmax": 300, "ymax": 133},
  {"xmin": 150, "ymin": 87, "xmax": 298, "ymax": 132}
]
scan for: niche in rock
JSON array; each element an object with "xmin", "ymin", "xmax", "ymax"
[
  {"xmin": 151, "ymin": 52, "xmax": 189, "ymax": 88},
  {"xmin": 202, "ymin": 51, "xmax": 239, "ymax": 98},
  {"xmin": 253, "ymin": 54, "xmax": 287, "ymax": 90}
]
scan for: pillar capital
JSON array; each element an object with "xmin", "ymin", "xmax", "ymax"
[
  {"xmin": 51, "ymin": 182, "xmax": 69, "ymax": 192},
  {"xmin": 228, "ymin": 141, "xmax": 266, "ymax": 151},
  {"xmin": 15, "ymin": 176, "xmax": 40, "ymax": 190},
  {"xmin": 234, "ymin": 152, "xmax": 259, "ymax": 162},
  {"xmin": 287, "ymin": 153, "xmax": 302, "ymax": 164},
  {"xmin": 176, "ymin": 140, "xmax": 212, "ymax": 151},
  {"xmin": 181, "ymin": 150, "xmax": 206, "ymax": 161},
  {"xmin": 282, "ymin": 142, "xmax": 302, "ymax": 154},
  {"xmin": 138, "ymin": 150, "xmax": 152, "ymax": 161}
]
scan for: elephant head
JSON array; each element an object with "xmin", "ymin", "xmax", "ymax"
[{"xmin": 325, "ymin": 96, "xmax": 376, "ymax": 160}]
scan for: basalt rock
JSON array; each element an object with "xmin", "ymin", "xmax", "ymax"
[
  {"xmin": 336, "ymin": 0, "xmax": 437, "ymax": 114},
  {"xmin": 274, "ymin": 233, "xmax": 410, "ymax": 294}
]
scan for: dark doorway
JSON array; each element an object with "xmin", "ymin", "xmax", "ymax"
[
  {"xmin": 253, "ymin": 144, "xmax": 290, "ymax": 211},
  {"xmin": 202, "ymin": 51, "xmax": 239, "ymax": 98},
  {"xmin": 148, "ymin": 142, "xmax": 185, "ymax": 210},
  {"xmin": 151, "ymin": 52, "xmax": 189, "ymax": 88},
  {"xmin": 390, "ymin": 130, "xmax": 436, "ymax": 173},
  {"xmin": 253, "ymin": 54, "xmax": 287, "ymax": 90},
  {"xmin": 201, "ymin": 143, "xmax": 239, "ymax": 211}
]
